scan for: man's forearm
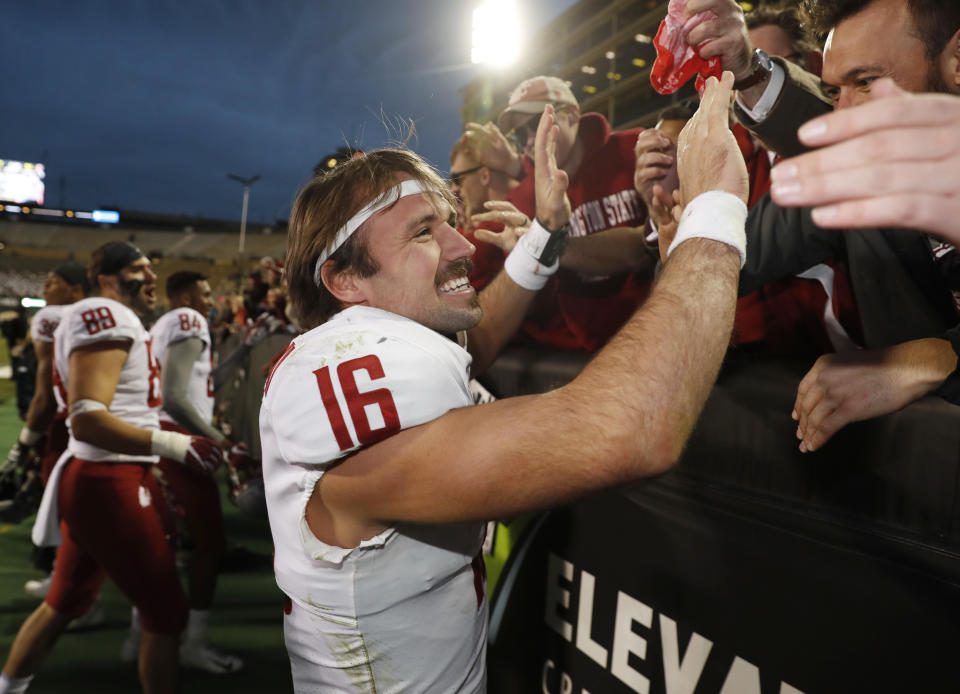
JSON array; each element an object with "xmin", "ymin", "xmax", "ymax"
[
  {"xmin": 162, "ymin": 338, "xmax": 226, "ymax": 442},
  {"xmin": 162, "ymin": 392, "xmax": 225, "ymax": 442},
  {"xmin": 906, "ymin": 338, "xmax": 959, "ymax": 396},
  {"xmin": 71, "ymin": 410, "xmax": 153, "ymax": 456},
  {"xmin": 569, "ymin": 239, "xmax": 740, "ymax": 467},
  {"xmin": 24, "ymin": 357, "xmax": 56, "ymax": 434},
  {"xmin": 734, "ymin": 59, "xmax": 832, "ymax": 158},
  {"xmin": 328, "ymin": 238, "xmax": 742, "ymax": 526},
  {"xmin": 467, "ymin": 270, "xmax": 537, "ymax": 376}
]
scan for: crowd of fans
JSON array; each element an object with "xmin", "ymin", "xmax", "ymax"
[{"xmin": 0, "ymin": 0, "xmax": 958, "ymax": 691}]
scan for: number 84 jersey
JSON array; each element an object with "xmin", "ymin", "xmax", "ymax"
[{"xmin": 54, "ymin": 297, "xmax": 161, "ymax": 463}]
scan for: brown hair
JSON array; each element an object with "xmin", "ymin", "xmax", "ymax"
[
  {"xmin": 286, "ymin": 148, "xmax": 457, "ymax": 330},
  {"xmin": 746, "ymin": 3, "xmax": 820, "ymax": 53},
  {"xmin": 800, "ymin": 0, "xmax": 960, "ymax": 60},
  {"xmin": 450, "ymin": 138, "xmax": 478, "ymax": 168}
]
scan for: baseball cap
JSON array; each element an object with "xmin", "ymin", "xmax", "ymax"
[{"xmin": 497, "ymin": 76, "xmax": 579, "ymax": 134}]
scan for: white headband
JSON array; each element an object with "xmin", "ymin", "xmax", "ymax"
[{"xmin": 313, "ymin": 179, "xmax": 443, "ymax": 287}]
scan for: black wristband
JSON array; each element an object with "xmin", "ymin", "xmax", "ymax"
[{"xmin": 534, "ymin": 218, "xmax": 570, "ymax": 267}]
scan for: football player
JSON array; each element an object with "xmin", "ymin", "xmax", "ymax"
[
  {"xmin": 121, "ymin": 270, "xmax": 242, "ymax": 673},
  {"xmin": 0, "ymin": 242, "xmax": 223, "ymax": 694},
  {"xmin": 262, "ymin": 74, "xmax": 748, "ymax": 691}
]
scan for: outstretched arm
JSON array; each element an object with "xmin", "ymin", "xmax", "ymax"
[{"xmin": 311, "ymin": 73, "xmax": 748, "ymax": 537}]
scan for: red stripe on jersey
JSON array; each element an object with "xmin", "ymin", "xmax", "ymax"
[{"xmin": 264, "ymin": 342, "xmax": 295, "ymax": 396}]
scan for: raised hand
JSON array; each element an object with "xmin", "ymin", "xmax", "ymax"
[
  {"xmin": 684, "ymin": 0, "xmax": 753, "ymax": 82},
  {"xmin": 457, "ymin": 122, "xmax": 523, "ymax": 178},
  {"xmin": 771, "ymin": 79, "xmax": 960, "ymax": 243},
  {"xmin": 677, "ymin": 72, "xmax": 749, "ymax": 206},
  {"xmin": 634, "ymin": 129, "xmax": 678, "ymax": 206},
  {"xmin": 470, "ymin": 200, "xmax": 531, "ymax": 255},
  {"xmin": 533, "ymin": 105, "xmax": 571, "ymax": 231}
]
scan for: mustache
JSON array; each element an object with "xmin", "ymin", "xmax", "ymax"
[{"xmin": 435, "ymin": 258, "xmax": 474, "ymax": 287}]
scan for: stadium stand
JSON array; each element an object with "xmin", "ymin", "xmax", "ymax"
[{"xmin": 0, "ymin": 216, "xmax": 287, "ymax": 301}]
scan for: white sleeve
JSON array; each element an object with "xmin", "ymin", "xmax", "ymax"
[
  {"xmin": 267, "ymin": 334, "xmax": 471, "ymax": 467},
  {"xmin": 162, "ymin": 309, "xmax": 209, "ymax": 345}
]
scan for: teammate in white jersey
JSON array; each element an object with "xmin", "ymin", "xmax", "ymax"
[
  {"xmin": 0, "ymin": 242, "xmax": 224, "ymax": 694},
  {"xmin": 128, "ymin": 270, "xmax": 242, "ymax": 673},
  {"xmin": 264, "ymin": 74, "xmax": 750, "ymax": 692},
  {"xmin": 2, "ymin": 262, "xmax": 87, "ymax": 523}
]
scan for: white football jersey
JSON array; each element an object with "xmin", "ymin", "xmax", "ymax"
[
  {"xmin": 55, "ymin": 297, "xmax": 160, "ymax": 463},
  {"xmin": 33, "ymin": 304, "xmax": 69, "ymax": 414},
  {"xmin": 149, "ymin": 307, "xmax": 214, "ymax": 426},
  {"xmin": 260, "ymin": 306, "xmax": 487, "ymax": 694}
]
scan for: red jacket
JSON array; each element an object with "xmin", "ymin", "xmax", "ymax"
[{"xmin": 469, "ymin": 113, "xmax": 651, "ymax": 352}]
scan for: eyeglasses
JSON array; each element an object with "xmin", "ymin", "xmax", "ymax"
[
  {"xmin": 506, "ymin": 103, "xmax": 570, "ymax": 151},
  {"xmin": 449, "ymin": 165, "xmax": 484, "ymax": 187}
]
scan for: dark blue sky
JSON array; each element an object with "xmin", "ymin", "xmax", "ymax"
[{"xmin": 1, "ymin": 1, "xmax": 575, "ymax": 223}]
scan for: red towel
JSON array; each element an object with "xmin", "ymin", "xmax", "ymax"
[{"xmin": 650, "ymin": 0, "xmax": 722, "ymax": 95}]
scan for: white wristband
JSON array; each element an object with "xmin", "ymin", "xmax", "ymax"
[
  {"xmin": 504, "ymin": 218, "xmax": 561, "ymax": 291},
  {"xmin": 666, "ymin": 191, "xmax": 748, "ymax": 267},
  {"xmin": 150, "ymin": 430, "xmax": 191, "ymax": 463},
  {"xmin": 18, "ymin": 426, "xmax": 43, "ymax": 447}
]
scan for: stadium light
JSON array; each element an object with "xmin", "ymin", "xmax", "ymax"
[
  {"xmin": 21, "ymin": 297, "xmax": 46, "ymax": 308},
  {"xmin": 471, "ymin": 0, "xmax": 520, "ymax": 66},
  {"xmin": 92, "ymin": 209, "xmax": 119, "ymax": 223},
  {"xmin": 227, "ymin": 173, "xmax": 261, "ymax": 255}
]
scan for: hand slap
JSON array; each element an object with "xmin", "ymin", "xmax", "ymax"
[{"xmin": 677, "ymin": 72, "xmax": 749, "ymax": 206}]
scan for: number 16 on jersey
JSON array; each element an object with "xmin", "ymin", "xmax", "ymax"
[{"xmin": 314, "ymin": 355, "xmax": 400, "ymax": 452}]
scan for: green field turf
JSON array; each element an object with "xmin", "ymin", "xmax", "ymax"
[{"xmin": 0, "ymin": 393, "xmax": 294, "ymax": 692}]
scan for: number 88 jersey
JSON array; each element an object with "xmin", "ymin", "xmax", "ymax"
[{"xmin": 54, "ymin": 297, "xmax": 161, "ymax": 463}]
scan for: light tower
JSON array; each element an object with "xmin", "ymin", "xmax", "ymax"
[{"xmin": 227, "ymin": 173, "xmax": 261, "ymax": 255}]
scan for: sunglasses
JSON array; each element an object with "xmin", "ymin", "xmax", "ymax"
[
  {"xmin": 449, "ymin": 165, "xmax": 485, "ymax": 187},
  {"xmin": 507, "ymin": 103, "xmax": 570, "ymax": 150}
]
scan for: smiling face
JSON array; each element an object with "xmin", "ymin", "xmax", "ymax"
[
  {"xmin": 185, "ymin": 279, "xmax": 214, "ymax": 315},
  {"xmin": 346, "ymin": 183, "xmax": 480, "ymax": 334},
  {"xmin": 821, "ymin": 0, "xmax": 944, "ymax": 108}
]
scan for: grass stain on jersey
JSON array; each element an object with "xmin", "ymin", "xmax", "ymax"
[{"xmin": 334, "ymin": 333, "xmax": 367, "ymax": 359}]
